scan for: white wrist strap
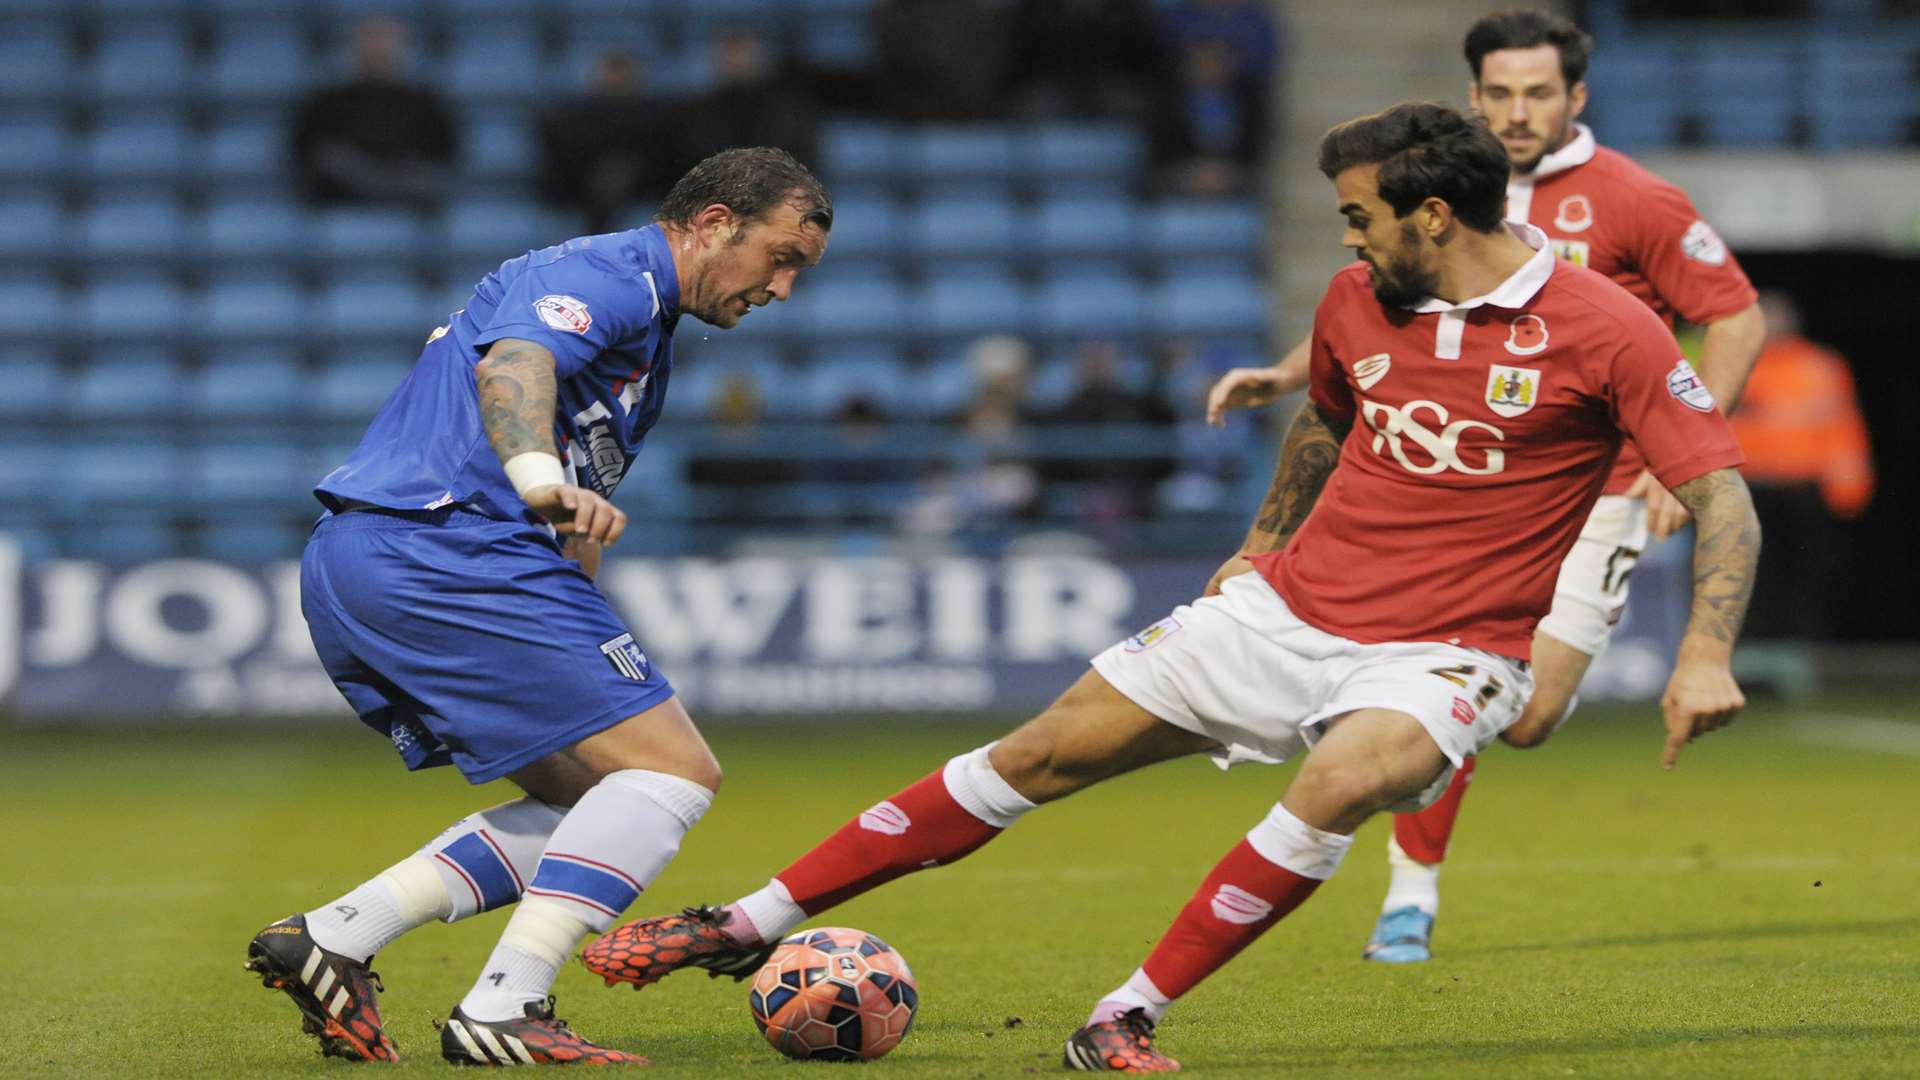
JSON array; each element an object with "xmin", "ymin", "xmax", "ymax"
[{"xmin": 503, "ymin": 452, "xmax": 566, "ymax": 497}]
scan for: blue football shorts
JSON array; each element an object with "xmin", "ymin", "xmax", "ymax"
[{"xmin": 301, "ymin": 506, "xmax": 675, "ymax": 783}]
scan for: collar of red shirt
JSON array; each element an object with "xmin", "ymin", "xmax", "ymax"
[
  {"xmin": 1527, "ymin": 123, "xmax": 1597, "ymax": 181},
  {"xmin": 1404, "ymin": 222, "xmax": 1554, "ymax": 315}
]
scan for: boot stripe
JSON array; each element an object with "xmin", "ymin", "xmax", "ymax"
[
  {"xmin": 473, "ymin": 1025, "xmax": 514, "ymax": 1064},
  {"xmin": 312, "ymin": 966, "xmax": 337, "ymax": 1001},
  {"xmin": 300, "ymin": 947, "xmax": 323, "ymax": 983},
  {"xmin": 503, "ymin": 1034, "xmax": 536, "ymax": 1064},
  {"xmin": 327, "ymin": 987, "xmax": 350, "ymax": 1017},
  {"xmin": 447, "ymin": 1020, "xmax": 490, "ymax": 1063}
]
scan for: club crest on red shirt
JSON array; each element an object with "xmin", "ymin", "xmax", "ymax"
[{"xmin": 1485, "ymin": 364, "xmax": 1542, "ymax": 418}]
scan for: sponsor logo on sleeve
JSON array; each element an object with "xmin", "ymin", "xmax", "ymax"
[
  {"xmin": 1353, "ymin": 353, "xmax": 1392, "ymax": 391},
  {"xmin": 1680, "ymin": 220, "xmax": 1728, "ymax": 266},
  {"xmin": 1666, "ymin": 358, "xmax": 1716, "ymax": 412},
  {"xmin": 1485, "ymin": 364, "xmax": 1542, "ymax": 418},
  {"xmin": 598, "ymin": 632, "xmax": 651, "ymax": 680},
  {"xmin": 1504, "ymin": 314, "xmax": 1549, "ymax": 357},
  {"xmin": 1123, "ymin": 615, "xmax": 1183, "ymax": 653},
  {"xmin": 1553, "ymin": 194, "xmax": 1594, "ymax": 233},
  {"xmin": 534, "ymin": 294, "xmax": 593, "ymax": 334}
]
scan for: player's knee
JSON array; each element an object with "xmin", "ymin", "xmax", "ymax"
[
  {"xmin": 1499, "ymin": 718, "xmax": 1553, "ymax": 749},
  {"xmin": 1300, "ymin": 759, "xmax": 1402, "ymax": 820},
  {"xmin": 985, "ymin": 726, "xmax": 1064, "ymax": 801}
]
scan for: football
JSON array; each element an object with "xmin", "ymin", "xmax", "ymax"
[{"xmin": 747, "ymin": 927, "xmax": 918, "ymax": 1062}]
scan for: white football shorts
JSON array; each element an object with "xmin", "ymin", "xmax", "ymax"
[
  {"xmin": 1535, "ymin": 494, "xmax": 1651, "ymax": 657},
  {"xmin": 1090, "ymin": 571, "xmax": 1533, "ymax": 797}
]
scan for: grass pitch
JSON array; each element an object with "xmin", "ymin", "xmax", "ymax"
[{"xmin": 3, "ymin": 694, "xmax": 1916, "ymax": 1078}]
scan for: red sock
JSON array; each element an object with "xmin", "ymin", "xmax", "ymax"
[
  {"xmin": 1139, "ymin": 839, "xmax": 1323, "ymax": 1000},
  {"xmin": 1392, "ymin": 756, "xmax": 1477, "ymax": 864},
  {"xmin": 773, "ymin": 768, "xmax": 1002, "ymax": 915}
]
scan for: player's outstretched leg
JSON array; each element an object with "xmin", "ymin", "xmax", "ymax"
[
  {"xmin": 1065, "ymin": 709, "xmax": 1442, "ymax": 1072},
  {"xmin": 585, "ymin": 671, "xmax": 1216, "ymax": 990},
  {"xmin": 1365, "ymin": 756, "xmax": 1477, "ymax": 963},
  {"xmin": 245, "ymin": 797, "xmax": 564, "ymax": 1062}
]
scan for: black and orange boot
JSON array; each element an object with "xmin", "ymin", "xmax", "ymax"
[
  {"xmin": 1062, "ymin": 1008, "xmax": 1181, "ymax": 1073},
  {"xmin": 244, "ymin": 914, "xmax": 399, "ymax": 1062},
  {"xmin": 581, "ymin": 906, "xmax": 772, "ymax": 990},
  {"xmin": 439, "ymin": 997, "xmax": 645, "ymax": 1066}
]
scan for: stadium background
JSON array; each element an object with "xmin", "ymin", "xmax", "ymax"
[{"xmin": 0, "ymin": 0, "xmax": 1915, "ymax": 720}]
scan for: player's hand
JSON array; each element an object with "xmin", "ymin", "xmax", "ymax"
[
  {"xmin": 1206, "ymin": 366, "xmax": 1291, "ymax": 427},
  {"xmin": 1658, "ymin": 655, "xmax": 1744, "ymax": 769},
  {"xmin": 523, "ymin": 484, "xmax": 628, "ymax": 546},
  {"xmin": 1204, "ymin": 553, "xmax": 1256, "ymax": 596},
  {"xmin": 1627, "ymin": 470, "xmax": 1691, "ymax": 540}
]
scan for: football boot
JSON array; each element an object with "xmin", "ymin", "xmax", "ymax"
[
  {"xmin": 582, "ymin": 906, "xmax": 773, "ymax": 990},
  {"xmin": 440, "ymin": 997, "xmax": 644, "ymax": 1066},
  {"xmin": 244, "ymin": 913, "xmax": 399, "ymax": 1062}
]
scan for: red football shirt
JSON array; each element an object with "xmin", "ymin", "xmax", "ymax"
[
  {"xmin": 1251, "ymin": 225, "xmax": 1745, "ymax": 659},
  {"xmin": 1507, "ymin": 124, "xmax": 1758, "ymax": 494}
]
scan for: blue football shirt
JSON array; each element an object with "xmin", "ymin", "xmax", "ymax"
[{"xmin": 316, "ymin": 224, "xmax": 682, "ymax": 522}]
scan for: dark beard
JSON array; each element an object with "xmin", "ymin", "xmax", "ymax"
[{"xmin": 1368, "ymin": 260, "xmax": 1435, "ymax": 308}]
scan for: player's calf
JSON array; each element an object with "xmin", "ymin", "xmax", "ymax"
[{"xmin": 245, "ymin": 914, "xmax": 399, "ymax": 1063}]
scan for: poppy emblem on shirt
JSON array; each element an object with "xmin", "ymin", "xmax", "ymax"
[
  {"xmin": 534, "ymin": 293, "xmax": 593, "ymax": 334},
  {"xmin": 1485, "ymin": 364, "xmax": 1542, "ymax": 418},
  {"xmin": 1504, "ymin": 314, "xmax": 1549, "ymax": 356},
  {"xmin": 1553, "ymin": 194, "xmax": 1594, "ymax": 233},
  {"xmin": 1666, "ymin": 358, "xmax": 1717, "ymax": 412},
  {"xmin": 1353, "ymin": 353, "xmax": 1392, "ymax": 391}
]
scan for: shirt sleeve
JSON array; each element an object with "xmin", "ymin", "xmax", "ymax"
[
  {"xmin": 1602, "ymin": 300, "xmax": 1746, "ymax": 491},
  {"xmin": 1307, "ymin": 272, "xmax": 1360, "ymax": 424},
  {"xmin": 1627, "ymin": 178, "xmax": 1759, "ymax": 326},
  {"xmin": 473, "ymin": 254, "xmax": 659, "ymax": 378}
]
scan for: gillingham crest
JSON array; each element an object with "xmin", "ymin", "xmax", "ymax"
[{"xmin": 1485, "ymin": 365, "xmax": 1542, "ymax": 418}]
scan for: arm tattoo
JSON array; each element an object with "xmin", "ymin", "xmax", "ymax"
[
  {"xmin": 1244, "ymin": 402, "xmax": 1352, "ymax": 554},
  {"xmin": 476, "ymin": 340, "xmax": 559, "ymax": 462},
  {"xmin": 1671, "ymin": 468, "xmax": 1761, "ymax": 646}
]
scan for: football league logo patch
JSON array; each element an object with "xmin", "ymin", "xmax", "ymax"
[
  {"xmin": 1666, "ymin": 358, "xmax": 1717, "ymax": 412},
  {"xmin": 1353, "ymin": 353, "xmax": 1392, "ymax": 391},
  {"xmin": 599, "ymin": 633, "xmax": 651, "ymax": 681},
  {"xmin": 1680, "ymin": 220, "xmax": 1728, "ymax": 266},
  {"xmin": 534, "ymin": 293, "xmax": 593, "ymax": 334},
  {"xmin": 1123, "ymin": 615, "xmax": 1184, "ymax": 653},
  {"xmin": 1485, "ymin": 364, "xmax": 1542, "ymax": 418},
  {"xmin": 1504, "ymin": 314, "xmax": 1549, "ymax": 356},
  {"xmin": 1553, "ymin": 194, "xmax": 1594, "ymax": 233}
]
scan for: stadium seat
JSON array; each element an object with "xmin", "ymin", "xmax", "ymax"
[
  {"xmin": 0, "ymin": 112, "xmax": 69, "ymax": 182},
  {"xmin": 1584, "ymin": 39, "xmax": 1681, "ymax": 149},
  {"xmin": 1035, "ymin": 271, "xmax": 1147, "ymax": 339},
  {"xmin": 192, "ymin": 518, "xmax": 313, "ymax": 563},
  {"xmin": 81, "ymin": 277, "xmax": 188, "ymax": 342},
  {"xmin": 1034, "ymin": 195, "xmax": 1139, "ymax": 259},
  {"xmin": 560, "ymin": 0, "xmax": 659, "ymax": 15},
  {"xmin": 819, "ymin": 121, "xmax": 899, "ymax": 184},
  {"xmin": 442, "ymin": 198, "xmax": 568, "ymax": 263},
  {"xmin": 189, "ymin": 348, "xmax": 308, "ymax": 421},
  {"xmin": 912, "ymin": 351, "xmax": 976, "ymax": 420},
  {"xmin": 317, "ymin": 353, "xmax": 412, "ymax": 421},
  {"xmin": 77, "ymin": 195, "xmax": 190, "ymax": 264},
  {"xmin": 801, "ymin": 15, "xmax": 873, "ymax": 69},
  {"xmin": 318, "ymin": 0, "xmax": 427, "ymax": 18},
  {"xmin": 1810, "ymin": 37, "xmax": 1918, "ymax": 148},
  {"xmin": 314, "ymin": 206, "xmax": 428, "ymax": 264},
  {"xmin": 447, "ymin": 31, "xmax": 543, "ymax": 105},
  {"xmin": 915, "ymin": 273, "xmax": 1030, "ymax": 340},
  {"xmin": 902, "ymin": 126, "xmax": 1019, "ymax": 183},
  {"xmin": 68, "ymin": 436, "xmax": 185, "ymax": 510},
  {"xmin": 670, "ymin": 341, "xmax": 786, "ymax": 419},
  {"xmin": 817, "ymin": 192, "xmax": 900, "ymax": 258},
  {"xmin": 60, "ymin": 521, "xmax": 181, "ymax": 563},
  {"xmin": 796, "ymin": 345, "xmax": 912, "ymax": 418},
  {"xmin": 198, "ymin": 121, "xmax": 286, "ymax": 185},
  {"xmin": 1697, "ymin": 43, "xmax": 1799, "ymax": 146},
  {"xmin": 465, "ymin": 114, "xmax": 536, "ymax": 182},
  {"xmin": 0, "ymin": 351, "xmax": 61, "ymax": 420},
  {"xmin": 189, "ymin": 437, "xmax": 310, "ymax": 509},
  {"xmin": 206, "ymin": 24, "xmax": 311, "ymax": 104},
  {"xmin": 74, "ymin": 347, "xmax": 181, "ymax": 416},
  {"xmin": 87, "ymin": 28, "xmax": 192, "ymax": 103},
  {"xmin": 318, "ymin": 275, "xmax": 434, "ymax": 342},
  {"xmin": 0, "ymin": 26, "xmax": 69, "ymax": 105},
  {"xmin": 908, "ymin": 196, "xmax": 1022, "ymax": 258},
  {"xmin": 1026, "ymin": 124, "xmax": 1145, "ymax": 184},
  {"xmin": 1143, "ymin": 199, "xmax": 1263, "ymax": 257},
  {"xmin": 800, "ymin": 274, "xmax": 907, "ymax": 340},
  {"xmin": 0, "ymin": 279, "xmax": 69, "ymax": 342},
  {"xmin": 201, "ymin": 275, "xmax": 307, "ymax": 344},
  {"xmin": 1152, "ymin": 273, "xmax": 1269, "ymax": 338},
  {"xmin": 202, "ymin": 198, "xmax": 309, "ymax": 262},
  {"xmin": 84, "ymin": 117, "xmax": 193, "ymax": 183},
  {"xmin": 0, "ymin": 194, "xmax": 65, "ymax": 262}
]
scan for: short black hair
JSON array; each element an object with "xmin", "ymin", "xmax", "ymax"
[
  {"xmin": 1463, "ymin": 9, "xmax": 1592, "ymax": 89},
  {"xmin": 655, "ymin": 146, "xmax": 833, "ymax": 232},
  {"xmin": 1317, "ymin": 102, "xmax": 1510, "ymax": 232}
]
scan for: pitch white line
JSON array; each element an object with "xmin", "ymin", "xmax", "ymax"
[{"xmin": 1792, "ymin": 713, "xmax": 1920, "ymax": 757}]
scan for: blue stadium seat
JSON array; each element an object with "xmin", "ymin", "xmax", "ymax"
[
  {"xmin": 77, "ymin": 196, "xmax": 190, "ymax": 263},
  {"xmin": 88, "ymin": 28, "xmax": 193, "ymax": 103},
  {"xmin": 817, "ymin": 192, "xmax": 899, "ymax": 258},
  {"xmin": 318, "ymin": 0, "xmax": 426, "ymax": 18},
  {"xmin": 465, "ymin": 114, "xmax": 535, "ymax": 182},
  {"xmin": 443, "ymin": 198, "xmax": 567, "ymax": 262},
  {"xmin": 1034, "ymin": 195, "xmax": 1138, "ymax": 258},
  {"xmin": 0, "ymin": 279, "xmax": 68, "ymax": 342},
  {"xmin": 913, "ymin": 350, "xmax": 975, "ymax": 420},
  {"xmin": 206, "ymin": 24, "xmax": 311, "ymax": 103},
  {"xmin": 319, "ymin": 275, "xmax": 434, "ymax": 342},
  {"xmin": 85, "ymin": 0, "xmax": 196, "ymax": 14},
  {"xmin": 61, "ymin": 522, "xmax": 180, "ymax": 563},
  {"xmin": 800, "ymin": 275, "xmax": 907, "ymax": 340},
  {"xmin": 560, "ymin": 0, "xmax": 659, "ymax": 15},
  {"xmin": 0, "ymin": 26, "xmax": 69, "ymax": 105},
  {"xmin": 802, "ymin": 15, "xmax": 872, "ymax": 69},
  {"xmin": 199, "ymin": 121, "xmax": 286, "ymax": 185},
  {"xmin": 0, "ymin": 194, "xmax": 64, "ymax": 262},
  {"xmin": 189, "ymin": 348, "xmax": 308, "ymax": 420},
  {"xmin": 670, "ymin": 341, "xmax": 785, "ymax": 419},
  {"xmin": 1035, "ymin": 271, "xmax": 1147, "ymax": 339},
  {"xmin": 819, "ymin": 122, "xmax": 899, "ymax": 183},
  {"xmin": 1585, "ymin": 39, "xmax": 1681, "ymax": 149},
  {"xmin": 67, "ymin": 436, "xmax": 185, "ymax": 510},
  {"xmin": 202, "ymin": 275, "xmax": 306, "ymax": 343},
  {"xmin": 81, "ymin": 277, "xmax": 188, "ymax": 342},
  {"xmin": 74, "ymin": 347, "xmax": 181, "ymax": 416},
  {"xmin": 1144, "ymin": 200, "xmax": 1263, "ymax": 257},
  {"xmin": 916, "ymin": 273, "xmax": 1029, "ymax": 339},
  {"xmin": 317, "ymin": 353, "xmax": 412, "ymax": 421},
  {"xmin": 84, "ymin": 117, "xmax": 192, "ymax": 183},
  {"xmin": 314, "ymin": 207, "xmax": 428, "ymax": 264},
  {"xmin": 190, "ymin": 437, "xmax": 309, "ymax": 509},
  {"xmin": 1153, "ymin": 273, "xmax": 1269, "ymax": 338},
  {"xmin": 447, "ymin": 31, "xmax": 543, "ymax": 105},
  {"xmin": 193, "ymin": 519, "xmax": 312, "ymax": 563},
  {"xmin": 903, "ymin": 126, "xmax": 1019, "ymax": 183},
  {"xmin": 1810, "ymin": 37, "xmax": 1917, "ymax": 148},
  {"xmin": 202, "ymin": 198, "xmax": 309, "ymax": 262},
  {"xmin": 1026, "ymin": 124, "xmax": 1144, "ymax": 183},
  {"xmin": 0, "ymin": 351, "xmax": 61, "ymax": 420},
  {"xmin": 206, "ymin": 0, "xmax": 308, "ymax": 16},
  {"xmin": 796, "ymin": 345, "xmax": 912, "ymax": 418},
  {"xmin": 1697, "ymin": 44, "xmax": 1798, "ymax": 146},
  {"xmin": 0, "ymin": 112, "xmax": 69, "ymax": 181},
  {"xmin": 909, "ymin": 196, "xmax": 1022, "ymax": 258}
]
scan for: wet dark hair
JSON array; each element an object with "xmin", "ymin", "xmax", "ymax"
[
  {"xmin": 1463, "ymin": 9, "xmax": 1592, "ymax": 89},
  {"xmin": 1317, "ymin": 102, "xmax": 1510, "ymax": 232},
  {"xmin": 655, "ymin": 146, "xmax": 833, "ymax": 232}
]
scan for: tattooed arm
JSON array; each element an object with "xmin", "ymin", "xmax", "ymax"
[
  {"xmin": 1203, "ymin": 401, "xmax": 1353, "ymax": 595},
  {"xmin": 1657, "ymin": 466, "xmax": 1761, "ymax": 768},
  {"xmin": 475, "ymin": 337, "xmax": 627, "ymax": 545}
]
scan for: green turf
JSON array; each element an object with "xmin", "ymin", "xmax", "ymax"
[{"xmin": 3, "ymin": 695, "xmax": 1917, "ymax": 1077}]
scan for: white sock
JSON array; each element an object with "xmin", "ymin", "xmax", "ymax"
[
  {"xmin": 730, "ymin": 878, "xmax": 806, "ymax": 946},
  {"xmin": 305, "ymin": 855, "xmax": 450, "ymax": 963},
  {"xmin": 459, "ymin": 769, "xmax": 713, "ymax": 1021},
  {"xmin": 1382, "ymin": 835, "xmax": 1440, "ymax": 917},
  {"xmin": 942, "ymin": 744, "xmax": 1038, "ymax": 828},
  {"xmin": 1089, "ymin": 968, "xmax": 1172, "ymax": 1026},
  {"xmin": 421, "ymin": 797, "xmax": 566, "ymax": 921}
]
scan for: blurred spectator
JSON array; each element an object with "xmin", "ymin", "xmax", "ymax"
[
  {"xmin": 535, "ymin": 50, "xmax": 674, "ymax": 234},
  {"xmin": 871, "ymin": 0, "xmax": 1010, "ymax": 122},
  {"xmin": 1005, "ymin": 0, "xmax": 1163, "ymax": 123},
  {"xmin": 1726, "ymin": 291, "xmax": 1876, "ymax": 640},
  {"xmin": 1161, "ymin": 0, "xmax": 1280, "ymax": 87},
  {"xmin": 1156, "ymin": 338, "xmax": 1263, "ymax": 514},
  {"xmin": 1149, "ymin": 38, "xmax": 1270, "ymax": 198},
  {"xmin": 902, "ymin": 336, "xmax": 1042, "ymax": 536},
  {"xmin": 688, "ymin": 371, "xmax": 795, "ymax": 522},
  {"xmin": 1032, "ymin": 338, "xmax": 1177, "ymax": 523},
  {"xmin": 291, "ymin": 18, "xmax": 459, "ymax": 209},
  {"xmin": 676, "ymin": 31, "xmax": 819, "ymax": 178}
]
